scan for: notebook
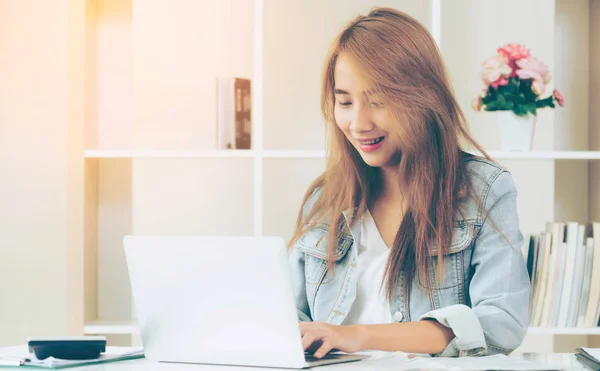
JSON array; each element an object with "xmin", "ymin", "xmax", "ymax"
[
  {"xmin": 576, "ymin": 348, "xmax": 600, "ymax": 370},
  {"xmin": 0, "ymin": 345, "xmax": 143, "ymax": 369}
]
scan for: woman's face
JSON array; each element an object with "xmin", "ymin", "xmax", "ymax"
[{"xmin": 333, "ymin": 53, "xmax": 400, "ymax": 168}]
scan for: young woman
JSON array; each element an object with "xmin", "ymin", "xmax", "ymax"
[{"xmin": 288, "ymin": 8, "xmax": 530, "ymax": 358}]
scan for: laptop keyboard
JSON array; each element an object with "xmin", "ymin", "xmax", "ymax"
[{"xmin": 304, "ymin": 353, "xmax": 356, "ymax": 362}]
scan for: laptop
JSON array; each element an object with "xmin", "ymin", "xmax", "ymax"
[{"xmin": 123, "ymin": 236, "xmax": 369, "ymax": 369}]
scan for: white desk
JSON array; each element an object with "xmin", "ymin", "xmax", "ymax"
[{"xmin": 39, "ymin": 353, "xmax": 587, "ymax": 371}]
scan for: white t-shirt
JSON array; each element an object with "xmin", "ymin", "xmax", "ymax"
[{"xmin": 342, "ymin": 210, "xmax": 393, "ymax": 325}]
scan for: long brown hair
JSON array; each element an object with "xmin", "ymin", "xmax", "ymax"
[{"xmin": 289, "ymin": 8, "xmax": 490, "ymax": 299}]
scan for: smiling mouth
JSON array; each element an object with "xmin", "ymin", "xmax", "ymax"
[{"xmin": 358, "ymin": 136, "xmax": 385, "ymax": 145}]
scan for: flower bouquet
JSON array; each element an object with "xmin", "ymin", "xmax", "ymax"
[{"xmin": 472, "ymin": 43, "xmax": 564, "ymax": 150}]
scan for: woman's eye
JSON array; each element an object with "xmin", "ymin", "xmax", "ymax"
[
  {"xmin": 338, "ymin": 101, "xmax": 352, "ymax": 107},
  {"xmin": 370, "ymin": 101, "xmax": 384, "ymax": 108}
]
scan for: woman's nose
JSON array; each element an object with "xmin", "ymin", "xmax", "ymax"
[{"xmin": 349, "ymin": 106, "xmax": 374, "ymax": 133}]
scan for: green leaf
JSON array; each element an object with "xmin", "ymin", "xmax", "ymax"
[
  {"xmin": 496, "ymin": 94, "xmax": 514, "ymax": 110},
  {"xmin": 482, "ymin": 95, "xmax": 494, "ymax": 105},
  {"xmin": 519, "ymin": 79, "xmax": 537, "ymax": 102},
  {"xmin": 513, "ymin": 105, "xmax": 528, "ymax": 116},
  {"xmin": 524, "ymin": 102, "xmax": 537, "ymax": 115},
  {"xmin": 505, "ymin": 92, "xmax": 525, "ymax": 105},
  {"xmin": 536, "ymin": 96, "xmax": 554, "ymax": 109},
  {"xmin": 507, "ymin": 77, "xmax": 520, "ymax": 94}
]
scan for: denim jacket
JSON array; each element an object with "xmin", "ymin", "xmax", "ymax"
[{"xmin": 288, "ymin": 156, "xmax": 530, "ymax": 357}]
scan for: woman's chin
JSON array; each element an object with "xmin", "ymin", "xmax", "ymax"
[
  {"xmin": 357, "ymin": 150, "xmax": 401, "ymax": 168},
  {"xmin": 360, "ymin": 154, "xmax": 391, "ymax": 168}
]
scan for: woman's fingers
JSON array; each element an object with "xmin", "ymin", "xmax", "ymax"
[
  {"xmin": 302, "ymin": 332, "xmax": 323, "ymax": 352},
  {"xmin": 314, "ymin": 340, "xmax": 334, "ymax": 359}
]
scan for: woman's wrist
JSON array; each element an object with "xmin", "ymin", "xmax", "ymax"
[
  {"xmin": 346, "ymin": 321, "xmax": 455, "ymax": 354},
  {"xmin": 351, "ymin": 325, "xmax": 371, "ymax": 351}
]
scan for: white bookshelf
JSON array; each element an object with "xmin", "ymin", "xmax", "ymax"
[{"xmin": 80, "ymin": 0, "xmax": 600, "ymax": 353}]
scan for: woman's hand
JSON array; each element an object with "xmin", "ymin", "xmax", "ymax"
[{"xmin": 299, "ymin": 322, "xmax": 366, "ymax": 358}]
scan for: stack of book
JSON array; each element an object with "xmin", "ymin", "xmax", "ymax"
[{"xmin": 523, "ymin": 222, "xmax": 600, "ymax": 328}]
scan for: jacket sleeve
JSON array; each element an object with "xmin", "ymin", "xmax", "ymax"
[
  {"xmin": 288, "ymin": 187, "xmax": 322, "ymax": 322},
  {"xmin": 418, "ymin": 170, "xmax": 530, "ymax": 356},
  {"xmin": 289, "ymin": 245, "xmax": 312, "ymax": 322}
]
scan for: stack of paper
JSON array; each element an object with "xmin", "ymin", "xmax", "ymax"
[
  {"xmin": 576, "ymin": 348, "xmax": 600, "ymax": 370},
  {"xmin": 0, "ymin": 345, "xmax": 143, "ymax": 369}
]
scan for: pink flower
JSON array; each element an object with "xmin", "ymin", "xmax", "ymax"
[
  {"xmin": 498, "ymin": 43, "xmax": 531, "ymax": 61},
  {"xmin": 554, "ymin": 89, "xmax": 564, "ymax": 106},
  {"xmin": 532, "ymin": 80, "xmax": 546, "ymax": 96},
  {"xmin": 498, "ymin": 43, "xmax": 530, "ymax": 76},
  {"xmin": 491, "ymin": 77, "xmax": 509, "ymax": 89},
  {"xmin": 471, "ymin": 96, "xmax": 482, "ymax": 111},
  {"xmin": 480, "ymin": 55, "xmax": 512, "ymax": 87},
  {"xmin": 516, "ymin": 57, "xmax": 551, "ymax": 84}
]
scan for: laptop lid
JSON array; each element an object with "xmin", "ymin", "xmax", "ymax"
[{"xmin": 124, "ymin": 236, "xmax": 308, "ymax": 368}]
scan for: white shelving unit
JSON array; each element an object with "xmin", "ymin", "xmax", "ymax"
[{"xmin": 80, "ymin": 0, "xmax": 600, "ymax": 352}]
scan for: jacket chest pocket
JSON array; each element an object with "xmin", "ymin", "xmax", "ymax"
[
  {"xmin": 428, "ymin": 220, "xmax": 476, "ymax": 291},
  {"xmin": 297, "ymin": 223, "xmax": 353, "ymax": 285}
]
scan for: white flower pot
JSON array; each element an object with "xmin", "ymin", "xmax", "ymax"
[{"xmin": 498, "ymin": 111, "xmax": 537, "ymax": 151}]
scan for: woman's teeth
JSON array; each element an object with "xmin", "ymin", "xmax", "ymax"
[{"xmin": 360, "ymin": 137, "xmax": 384, "ymax": 145}]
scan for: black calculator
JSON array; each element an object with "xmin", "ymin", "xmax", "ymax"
[{"xmin": 27, "ymin": 336, "xmax": 107, "ymax": 360}]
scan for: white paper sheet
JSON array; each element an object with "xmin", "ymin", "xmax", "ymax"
[{"xmin": 581, "ymin": 348, "xmax": 600, "ymax": 362}]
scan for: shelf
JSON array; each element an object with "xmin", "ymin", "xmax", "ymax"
[
  {"xmin": 83, "ymin": 149, "xmax": 326, "ymax": 159},
  {"xmin": 84, "ymin": 150, "xmax": 600, "ymax": 160},
  {"xmin": 527, "ymin": 327, "xmax": 600, "ymax": 335},
  {"xmin": 83, "ymin": 320, "xmax": 139, "ymax": 335},
  {"xmin": 486, "ymin": 151, "xmax": 600, "ymax": 160},
  {"xmin": 81, "ymin": 320, "xmax": 600, "ymax": 336},
  {"xmin": 262, "ymin": 150, "xmax": 326, "ymax": 158},
  {"xmin": 84, "ymin": 150, "xmax": 256, "ymax": 158}
]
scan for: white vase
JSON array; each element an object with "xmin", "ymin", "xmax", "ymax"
[{"xmin": 497, "ymin": 111, "xmax": 537, "ymax": 151}]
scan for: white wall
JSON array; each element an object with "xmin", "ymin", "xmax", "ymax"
[
  {"xmin": 132, "ymin": 0, "xmax": 254, "ymax": 150},
  {"xmin": 0, "ymin": 0, "xmax": 87, "ymax": 345},
  {"xmin": 97, "ymin": 0, "xmax": 133, "ymax": 149},
  {"xmin": 97, "ymin": 160, "xmax": 132, "ymax": 322},
  {"xmin": 590, "ymin": 0, "xmax": 600, "ymax": 223},
  {"xmin": 553, "ymin": 0, "xmax": 590, "ymax": 224},
  {"xmin": 263, "ymin": 158, "xmax": 325, "ymax": 242}
]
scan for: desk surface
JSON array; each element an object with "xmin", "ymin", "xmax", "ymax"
[{"xmin": 46, "ymin": 353, "xmax": 587, "ymax": 371}]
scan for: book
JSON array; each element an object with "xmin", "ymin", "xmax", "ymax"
[
  {"xmin": 584, "ymin": 223, "xmax": 600, "ymax": 327},
  {"xmin": 566, "ymin": 224, "xmax": 586, "ymax": 327},
  {"xmin": 533, "ymin": 229, "xmax": 553, "ymax": 326},
  {"xmin": 216, "ymin": 77, "xmax": 252, "ymax": 150},
  {"xmin": 540, "ymin": 222, "xmax": 564, "ymax": 327},
  {"xmin": 577, "ymin": 233, "xmax": 594, "ymax": 327},
  {"xmin": 575, "ymin": 348, "xmax": 600, "ymax": 370},
  {"xmin": 557, "ymin": 222, "xmax": 580, "ymax": 327}
]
